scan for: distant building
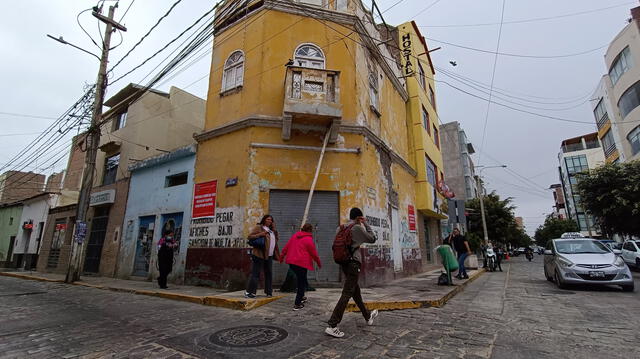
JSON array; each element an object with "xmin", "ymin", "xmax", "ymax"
[
  {"xmin": 440, "ymin": 121, "xmax": 478, "ymax": 201},
  {"xmin": 548, "ymin": 183, "xmax": 567, "ymax": 219},
  {"xmin": 590, "ymin": 6, "xmax": 640, "ymax": 163},
  {"xmin": 557, "ymin": 133, "xmax": 605, "ymax": 237},
  {"xmin": 0, "ymin": 171, "xmax": 45, "ymax": 204},
  {"xmin": 0, "ymin": 202, "xmax": 22, "ymax": 267},
  {"xmin": 515, "ymin": 217, "xmax": 524, "ymax": 231}
]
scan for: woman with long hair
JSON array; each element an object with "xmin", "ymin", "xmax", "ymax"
[{"xmin": 245, "ymin": 214, "xmax": 280, "ymax": 298}]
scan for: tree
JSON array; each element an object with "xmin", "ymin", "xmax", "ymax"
[
  {"xmin": 534, "ymin": 215, "xmax": 579, "ymax": 246},
  {"xmin": 465, "ymin": 191, "xmax": 526, "ymax": 248},
  {"xmin": 576, "ymin": 160, "xmax": 640, "ymax": 237}
]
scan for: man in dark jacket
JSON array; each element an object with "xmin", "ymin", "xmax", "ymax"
[
  {"xmin": 325, "ymin": 207, "xmax": 379, "ymax": 338},
  {"xmin": 451, "ymin": 228, "xmax": 471, "ymax": 279}
]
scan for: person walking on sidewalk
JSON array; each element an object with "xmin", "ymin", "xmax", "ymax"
[
  {"xmin": 280, "ymin": 223, "xmax": 322, "ymax": 311},
  {"xmin": 325, "ymin": 207, "xmax": 379, "ymax": 338},
  {"xmin": 157, "ymin": 229, "xmax": 176, "ymax": 289},
  {"xmin": 452, "ymin": 228, "xmax": 471, "ymax": 279},
  {"xmin": 245, "ymin": 214, "xmax": 280, "ymax": 298}
]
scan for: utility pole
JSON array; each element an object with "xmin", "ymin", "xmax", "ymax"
[
  {"xmin": 476, "ymin": 165, "xmax": 507, "ymax": 246},
  {"xmin": 66, "ymin": 5, "xmax": 126, "ymax": 283}
]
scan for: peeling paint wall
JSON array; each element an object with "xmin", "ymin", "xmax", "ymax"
[{"xmin": 193, "ymin": 4, "xmax": 435, "ymax": 287}]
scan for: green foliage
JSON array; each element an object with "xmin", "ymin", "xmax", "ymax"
[
  {"xmin": 465, "ymin": 191, "xmax": 530, "ymax": 248},
  {"xmin": 576, "ymin": 160, "xmax": 640, "ymax": 237},
  {"xmin": 534, "ymin": 215, "xmax": 580, "ymax": 246}
]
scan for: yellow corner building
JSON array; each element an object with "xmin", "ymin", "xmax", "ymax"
[{"xmin": 186, "ymin": 0, "xmax": 447, "ymax": 288}]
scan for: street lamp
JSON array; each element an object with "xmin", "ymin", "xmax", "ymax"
[
  {"xmin": 46, "ymin": 34, "xmax": 101, "ymax": 61},
  {"xmin": 476, "ymin": 165, "xmax": 507, "ymax": 245}
]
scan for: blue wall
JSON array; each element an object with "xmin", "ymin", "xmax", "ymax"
[{"xmin": 118, "ymin": 149, "xmax": 195, "ymax": 284}]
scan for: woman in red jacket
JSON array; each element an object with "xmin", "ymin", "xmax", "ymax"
[{"xmin": 280, "ymin": 223, "xmax": 322, "ymax": 310}]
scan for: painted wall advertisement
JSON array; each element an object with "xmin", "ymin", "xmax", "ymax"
[
  {"xmin": 192, "ymin": 180, "xmax": 217, "ymax": 219},
  {"xmin": 188, "ymin": 207, "xmax": 246, "ymax": 248}
]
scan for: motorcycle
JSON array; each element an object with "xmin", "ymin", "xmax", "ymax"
[
  {"xmin": 486, "ymin": 246, "xmax": 497, "ymax": 272},
  {"xmin": 525, "ymin": 250, "xmax": 533, "ymax": 261}
]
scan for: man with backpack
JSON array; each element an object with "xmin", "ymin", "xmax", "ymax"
[{"xmin": 325, "ymin": 207, "xmax": 379, "ymax": 338}]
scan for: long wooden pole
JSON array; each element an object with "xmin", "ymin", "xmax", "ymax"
[{"xmin": 301, "ymin": 127, "xmax": 331, "ymax": 227}]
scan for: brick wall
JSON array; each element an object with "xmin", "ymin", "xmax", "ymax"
[{"xmin": 0, "ymin": 171, "xmax": 45, "ymax": 204}]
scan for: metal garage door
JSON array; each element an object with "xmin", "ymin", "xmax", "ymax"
[{"xmin": 269, "ymin": 190, "xmax": 340, "ymax": 283}]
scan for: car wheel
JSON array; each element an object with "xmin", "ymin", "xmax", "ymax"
[
  {"xmin": 554, "ymin": 270, "xmax": 567, "ymax": 289},
  {"xmin": 621, "ymin": 283, "xmax": 635, "ymax": 292},
  {"xmin": 544, "ymin": 267, "xmax": 553, "ymax": 282}
]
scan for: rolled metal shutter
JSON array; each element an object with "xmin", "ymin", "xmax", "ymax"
[{"xmin": 269, "ymin": 190, "xmax": 340, "ymax": 283}]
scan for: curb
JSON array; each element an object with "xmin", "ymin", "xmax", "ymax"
[
  {"xmin": 0, "ymin": 271, "xmax": 281, "ymax": 311},
  {"xmin": 346, "ymin": 268, "xmax": 486, "ymax": 312}
]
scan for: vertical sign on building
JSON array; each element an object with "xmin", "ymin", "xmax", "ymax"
[
  {"xmin": 192, "ymin": 180, "xmax": 217, "ymax": 219},
  {"xmin": 408, "ymin": 204, "xmax": 416, "ymax": 232}
]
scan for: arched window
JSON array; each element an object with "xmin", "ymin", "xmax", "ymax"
[
  {"xmin": 294, "ymin": 44, "xmax": 325, "ymax": 69},
  {"xmin": 222, "ymin": 50, "xmax": 244, "ymax": 91}
]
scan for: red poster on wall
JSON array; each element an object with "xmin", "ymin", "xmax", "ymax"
[
  {"xmin": 192, "ymin": 180, "xmax": 217, "ymax": 219},
  {"xmin": 408, "ymin": 205, "xmax": 416, "ymax": 232}
]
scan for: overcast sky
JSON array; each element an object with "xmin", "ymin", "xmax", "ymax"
[{"xmin": 0, "ymin": 0, "xmax": 635, "ymax": 235}]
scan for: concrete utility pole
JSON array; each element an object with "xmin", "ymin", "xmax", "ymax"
[
  {"xmin": 476, "ymin": 165, "xmax": 507, "ymax": 245},
  {"xmin": 66, "ymin": 5, "xmax": 126, "ymax": 283}
]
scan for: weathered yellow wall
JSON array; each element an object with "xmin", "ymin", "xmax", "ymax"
[{"xmin": 398, "ymin": 22, "xmax": 445, "ymax": 215}]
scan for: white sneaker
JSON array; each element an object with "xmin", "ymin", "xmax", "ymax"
[
  {"xmin": 367, "ymin": 309, "xmax": 379, "ymax": 326},
  {"xmin": 325, "ymin": 327, "xmax": 345, "ymax": 338}
]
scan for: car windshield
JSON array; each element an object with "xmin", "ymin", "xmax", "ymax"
[{"xmin": 555, "ymin": 240, "xmax": 610, "ymax": 254}]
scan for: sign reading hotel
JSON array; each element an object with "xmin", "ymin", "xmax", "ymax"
[
  {"xmin": 408, "ymin": 205, "xmax": 416, "ymax": 232},
  {"xmin": 192, "ymin": 180, "xmax": 217, "ymax": 219}
]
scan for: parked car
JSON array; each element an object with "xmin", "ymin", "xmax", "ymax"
[
  {"xmin": 599, "ymin": 240, "xmax": 622, "ymax": 254},
  {"xmin": 543, "ymin": 237, "xmax": 634, "ymax": 292},
  {"xmin": 621, "ymin": 240, "xmax": 640, "ymax": 268}
]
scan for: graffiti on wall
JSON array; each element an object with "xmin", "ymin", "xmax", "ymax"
[
  {"xmin": 188, "ymin": 207, "xmax": 246, "ymax": 248},
  {"xmin": 400, "ymin": 218, "xmax": 418, "ymax": 248}
]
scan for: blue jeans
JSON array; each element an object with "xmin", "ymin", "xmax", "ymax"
[{"xmin": 457, "ymin": 252, "xmax": 468, "ymax": 277}]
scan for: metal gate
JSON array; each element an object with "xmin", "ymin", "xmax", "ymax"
[
  {"xmin": 268, "ymin": 190, "xmax": 340, "ymax": 283},
  {"xmin": 133, "ymin": 216, "xmax": 155, "ymax": 276},
  {"xmin": 84, "ymin": 206, "xmax": 110, "ymax": 273}
]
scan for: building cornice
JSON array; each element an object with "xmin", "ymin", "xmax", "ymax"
[{"xmin": 195, "ymin": 117, "xmax": 417, "ymax": 177}]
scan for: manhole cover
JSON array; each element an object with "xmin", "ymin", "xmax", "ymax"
[{"xmin": 209, "ymin": 325, "xmax": 288, "ymax": 348}]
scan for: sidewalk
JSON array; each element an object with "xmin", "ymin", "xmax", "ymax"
[{"xmin": 0, "ymin": 267, "xmax": 484, "ymax": 312}]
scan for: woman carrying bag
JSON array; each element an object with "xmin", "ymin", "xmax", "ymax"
[{"xmin": 245, "ymin": 214, "xmax": 280, "ymax": 298}]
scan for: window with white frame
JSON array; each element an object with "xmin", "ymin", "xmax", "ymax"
[
  {"xmin": 628, "ymin": 125, "xmax": 640, "ymax": 155},
  {"xmin": 609, "ymin": 46, "xmax": 633, "ymax": 85},
  {"xmin": 369, "ymin": 73, "xmax": 380, "ymax": 113},
  {"xmin": 294, "ymin": 44, "xmax": 325, "ymax": 69},
  {"xmin": 593, "ymin": 99, "xmax": 608, "ymax": 129},
  {"xmin": 113, "ymin": 110, "xmax": 127, "ymax": 131},
  {"xmin": 602, "ymin": 129, "xmax": 616, "ymax": 156},
  {"xmin": 222, "ymin": 50, "xmax": 244, "ymax": 92}
]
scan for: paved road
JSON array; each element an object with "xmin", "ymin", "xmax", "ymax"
[{"xmin": 1, "ymin": 256, "xmax": 639, "ymax": 358}]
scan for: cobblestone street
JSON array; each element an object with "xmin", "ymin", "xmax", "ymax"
[{"xmin": 1, "ymin": 256, "xmax": 639, "ymax": 358}]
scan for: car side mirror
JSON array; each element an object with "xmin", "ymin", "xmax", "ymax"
[
  {"xmin": 613, "ymin": 249, "xmax": 622, "ymax": 255},
  {"xmin": 544, "ymin": 249, "xmax": 553, "ymax": 255}
]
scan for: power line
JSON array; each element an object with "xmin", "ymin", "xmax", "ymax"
[
  {"xmin": 0, "ymin": 112, "xmax": 60, "ymax": 120},
  {"xmin": 419, "ymin": 2, "xmax": 636, "ymax": 28},
  {"xmin": 426, "ymin": 37, "xmax": 608, "ymax": 59},
  {"xmin": 118, "ymin": 0, "xmax": 136, "ymax": 22},
  {"xmin": 479, "ymin": 0, "xmax": 506, "ymax": 169},
  {"xmin": 109, "ymin": 0, "xmax": 185, "ymax": 72}
]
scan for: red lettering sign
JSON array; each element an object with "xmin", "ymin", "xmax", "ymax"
[
  {"xmin": 408, "ymin": 205, "xmax": 416, "ymax": 232},
  {"xmin": 192, "ymin": 180, "xmax": 217, "ymax": 219}
]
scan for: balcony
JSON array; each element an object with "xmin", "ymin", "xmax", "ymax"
[{"xmin": 282, "ymin": 66, "xmax": 342, "ymax": 141}]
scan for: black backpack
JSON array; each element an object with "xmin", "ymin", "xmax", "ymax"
[{"xmin": 437, "ymin": 272, "xmax": 449, "ymax": 285}]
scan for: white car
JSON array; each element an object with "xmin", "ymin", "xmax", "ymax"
[
  {"xmin": 621, "ymin": 240, "xmax": 640, "ymax": 268},
  {"xmin": 543, "ymin": 238, "xmax": 634, "ymax": 292}
]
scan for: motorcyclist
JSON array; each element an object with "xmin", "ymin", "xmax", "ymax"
[{"xmin": 525, "ymin": 245, "xmax": 534, "ymax": 260}]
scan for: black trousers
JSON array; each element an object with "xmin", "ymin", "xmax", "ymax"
[
  {"xmin": 246, "ymin": 255, "xmax": 273, "ymax": 295},
  {"xmin": 289, "ymin": 264, "xmax": 308, "ymax": 306},
  {"xmin": 328, "ymin": 261, "xmax": 370, "ymax": 327},
  {"xmin": 157, "ymin": 262, "xmax": 172, "ymax": 288}
]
